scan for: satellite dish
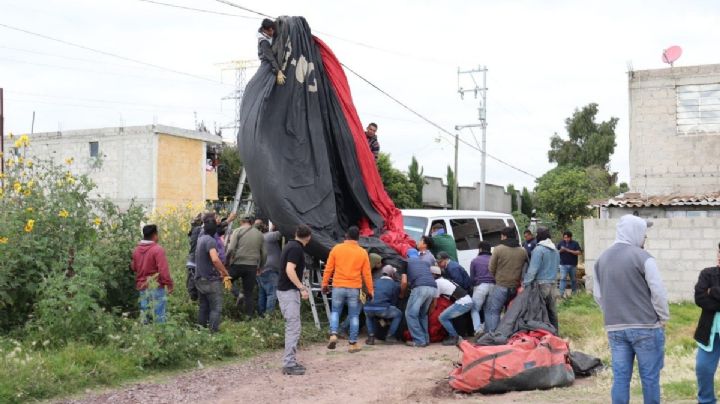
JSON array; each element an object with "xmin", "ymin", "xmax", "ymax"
[{"xmin": 662, "ymin": 46, "xmax": 682, "ymax": 67}]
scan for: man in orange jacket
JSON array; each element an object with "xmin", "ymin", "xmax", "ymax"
[{"xmin": 322, "ymin": 226, "xmax": 374, "ymax": 353}]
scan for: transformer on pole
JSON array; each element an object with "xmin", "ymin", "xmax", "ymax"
[{"xmin": 456, "ymin": 65, "xmax": 488, "ymax": 210}]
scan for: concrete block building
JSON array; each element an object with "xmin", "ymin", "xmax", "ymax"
[
  {"xmin": 585, "ymin": 64, "xmax": 720, "ymax": 301},
  {"xmin": 421, "ymin": 176, "xmax": 514, "ymax": 213},
  {"xmin": 6, "ymin": 125, "xmax": 221, "ymax": 210}
]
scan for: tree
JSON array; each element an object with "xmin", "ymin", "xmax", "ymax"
[
  {"xmin": 534, "ymin": 166, "xmax": 594, "ymax": 229},
  {"xmin": 507, "ymin": 184, "xmax": 518, "ymax": 212},
  {"xmin": 376, "ymin": 153, "xmax": 420, "ymax": 209},
  {"xmin": 548, "ymin": 103, "xmax": 619, "ymax": 169},
  {"xmin": 446, "ymin": 165, "xmax": 456, "ymax": 208},
  {"xmin": 217, "ymin": 145, "xmax": 248, "ymax": 202},
  {"xmin": 520, "ymin": 187, "xmax": 534, "ymax": 217},
  {"xmin": 408, "ymin": 156, "xmax": 425, "ymax": 207}
]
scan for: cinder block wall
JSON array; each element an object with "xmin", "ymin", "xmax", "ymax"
[
  {"xmin": 630, "ymin": 64, "xmax": 720, "ymax": 196},
  {"xmin": 584, "ymin": 217, "xmax": 718, "ymax": 302}
]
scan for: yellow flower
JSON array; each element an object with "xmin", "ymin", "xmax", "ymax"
[
  {"xmin": 65, "ymin": 157, "xmax": 74, "ymax": 165},
  {"xmin": 17, "ymin": 134, "xmax": 30, "ymax": 147},
  {"xmin": 13, "ymin": 182, "xmax": 21, "ymax": 193},
  {"xmin": 0, "ymin": 237, "xmax": 8, "ymax": 244},
  {"xmin": 17, "ymin": 157, "xmax": 23, "ymax": 165},
  {"xmin": 26, "ymin": 207, "xmax": 33, "ymax": 213},
  {"xmin": 67, "ymin": 177, "xmax": 76, "ymax": 185},
  {"xmin": 93, "ymin": 217, "xmax": 102, "ymax": 226},
  {"xmin": 26, "ymin": 180, "xmax": 34, "ymax": 188},
  {"xmin": 23, "ymin": 189, "xmax": 31, "ymax": 197},
  {"xmin": 58, "ymin": 209, "xmax": 69, "ymax": 218},
  {"xmin": 24, "ymin": 219, "xmax": 35, "ymax": 233},
  {"xmin": 26, "ymin": 160, "xmax": 33, "ymax": 168}
]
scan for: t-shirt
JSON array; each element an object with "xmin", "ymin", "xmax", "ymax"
[
  {"xmin": 418, "ymin": 250, "xmax": 437, "ymax": 266},
  {"xmin": 557, "ymin": 240, "xmax": 582, "ymax": 266},
  {"xmin": 405, "ymin": 257, "xmax": 437, "ymax": 289},
  {"xmin": 278, "ymin": 240, "xmax": 306, "ymax": 291},
  {"xmin": 435, "ymin": 278, "xmax": 473, "ymax": 305},
  {"xmin": 195, "ymin": 234, "xmax": 220, "ymax": 280},
  {"xmin": 523, "ymin": 238, "xmax": 537, "ymax": 257}
]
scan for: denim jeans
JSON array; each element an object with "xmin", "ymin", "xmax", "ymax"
[
  {"xmin": 471, "ymin": 283, "xmax": 493, "ymax": 333},
  {"xmin": 608, "ymin": 328, "xmax": 665, "ymax": 404},
  {"xmin": 439, "ymin": 301, "xmax": 472, "ymax": 337},
  {"xmin": 559, "ymin": 265, "xmax": 577, "ymax": 294},
  {"xmin": 484, "ymin": 285, "xmax": 517, "ymax": 333},
  {"xmin": 330, "ymin": 288, "xmax": 361, "ymax": 343},
  {"xmin": 196, "ymin": 279, "xmax": 224, "ymax": 332},
  {"xmin": 139, "ymin": 288, "xmax": 167, "ymax": 323},
  {"xmin": 364, "ymin": 305, "xmax": 402, "ymax": 337},
  {"xmin": 405, "ymin": 286, "xmax": 436, "ymax": 345},
  {"xmin": 697, "ymin": 334, "xmax": 720, "ymax": 404},
  {"xmin": 257, "ymin": 270, "xmax": 279, "ymax": 316}
]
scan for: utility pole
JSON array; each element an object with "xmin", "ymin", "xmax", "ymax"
[
  {"xmin": 453, "ymin": 133, "xmax": 459, "ymax": 209},
  {"xmin": 456, "ymin": 65, "xmax": 488, "ymax": 210}
]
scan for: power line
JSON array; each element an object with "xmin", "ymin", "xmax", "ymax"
[
  {"xmin": 341, "ymin": 63, "xmax": 538, "ymax": 179},
  {"xmin": 137, "ymin": 0, "xmax": 256, "ymax": 18},
  {"xmin": 0, "ymin": 22, "xmax": 222, "ymax": 84},
  {"xmin": 213, "ymin": 0, "xmax": 273, "ymax": 18}
]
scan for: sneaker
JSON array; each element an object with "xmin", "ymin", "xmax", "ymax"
[
  {"xmin": 327, "ymin": 334, "xmax": 338, "ymax": 350},
  {"xmin": 405, "ymin": 340, "xmax": 427, "ymax": 348},
  {"xmin": 282, "ymin": 365, "xmax": 305, "ymax": 376},
  {"xmin": 349, "ymin": 342, "xmax": 362, "ymax": 353},
  {"xmin": 384, "ymin": 336, "xmax": 399, "ymax": 345},
  {"xmin": 442, "ymin": 336, "xmax": 460, "ymax": 346},
  {"xmin": 365, "ymin": 335, "xmax": 375, "ymax": 345},
  {"xmin": 474, "ymin": 329, "xmax": 485, "ymax": 339},
  {"xmin": 293, "ymin": 363, "xmax": 306, "ymax": 370}
]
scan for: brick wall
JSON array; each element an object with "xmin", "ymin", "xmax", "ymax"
[
  {"xmin": 584, "ymin": 217, "xmax": 718, "ymax": 302},
  {"xmin": 630, "ymin": 64, "xmax": 720, "ymax": 196}
]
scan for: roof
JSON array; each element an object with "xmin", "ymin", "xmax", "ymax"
[
  {"xmin": 601, "ymin": 192, "xmax": 720, "ymax": 208},
  {"xmin": 401, "ymin": 209, "xmax": 513, "ymax": 219},
  {"xmin": 6, "ymin": 124, "xmax": 222, "ymax": 144}
]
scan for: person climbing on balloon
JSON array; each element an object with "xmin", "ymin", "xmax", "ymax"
[{"xmin": 257, "ymin": 18, "xmax": 286, "ymax": 85}]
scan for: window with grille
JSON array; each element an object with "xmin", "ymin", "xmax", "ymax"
[{"xmin": 677, "ymin": 84, "xmax": 720, "ymax": 134}]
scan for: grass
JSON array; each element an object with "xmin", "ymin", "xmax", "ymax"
[
  {"xmin": 0, "ymin": 310, "xmax": 325, "ymax": 403},
  {"xmin": 553, "ymin": 293, "xmax": 703, "ymax": 402}
]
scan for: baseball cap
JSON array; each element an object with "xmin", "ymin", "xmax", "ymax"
[
  {"xmin": 381, "ymin": 265, "xmax": 397, "ymax": 277},
  {"xmin": 430, "ymin": 266, "xmax": 442, "ymax": 275}
]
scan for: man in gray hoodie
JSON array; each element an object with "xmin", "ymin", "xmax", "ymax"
[{"xmin": 594, "ymin": 214, "xmax": 669, "ymax": 404}]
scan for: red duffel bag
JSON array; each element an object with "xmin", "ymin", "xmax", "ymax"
[{"xmin": 449, "ymin": 331, "xmax": 575, "ymax": 393}]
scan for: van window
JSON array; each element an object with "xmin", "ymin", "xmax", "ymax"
[
  {"xmin": 450, "ymin": 218, "xmax": 480, "ymax": 251},
  {"xmin": 478, "ymin": 218, "xmax": 506, "ymax": 246},
  {"xmin": 402, "ymin": 216, "xmax": 428, "ymax": 243}
]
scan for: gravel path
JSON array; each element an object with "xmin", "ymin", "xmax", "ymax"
[{"xmin": 56, "ymin": 341, "xmax": 598, "ymax": 404}]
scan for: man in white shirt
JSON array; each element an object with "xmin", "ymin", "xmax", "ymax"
[{"xmin": 431, "ymin": 266, "xmax": 473, "ymax": 346}]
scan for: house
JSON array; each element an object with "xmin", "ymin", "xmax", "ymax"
[
  {"xmin": 421, "ymin": 176, "xmax": 515, "ymax": 213},
  {"xmin": 585, "ymin": 64, "xmax": 720, "ymax": 301},
  {"xmin": 6, "ymin": 125, "xmax": 222, "ymax": 211}
]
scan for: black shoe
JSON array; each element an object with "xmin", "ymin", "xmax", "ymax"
[
  {"xmin": 442, "ymin": 336, "xmax": 459, "ymax": 346},
  {"xmin": 384, "ymin": 336, "xmax": 399, "ymax": 345},
  {"xmin": 282, "ymin": 365, "xmax": 305, "ymax": 375},
  {"xmin": 365, "ymin": 335, "xmax": 375, "ymax": 345}
]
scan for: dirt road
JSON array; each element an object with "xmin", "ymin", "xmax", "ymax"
[{"xmin": 58, "ymin": 342, "xmax": 602, "ymax": 404}]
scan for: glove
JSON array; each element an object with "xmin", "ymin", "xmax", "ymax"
[
  {"xmin": 223, "ymin": 276, "xmax": 233, "ymax": 291},
  {"xmin": 276, "ymin": 71, "xmax": 286, "ymax": 85},
  {"xmin": 321, "ymin": 285, "xmax": 330, "ymax": 295}
]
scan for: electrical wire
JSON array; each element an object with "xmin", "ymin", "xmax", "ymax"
[
  {"xmin": 137, "ymin": 0, "xmax": 256, "ymax": 18},
  {"xmin": 213, "ymin": 0, "xmax": 273, "ymax": 18},
  {"xmin": 0, "ymin": 22, "xmax": 222, "ymax": 84}
]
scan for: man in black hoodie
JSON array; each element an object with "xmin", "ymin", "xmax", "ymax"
[{"xmin": 694, "ymin": 243, "xmax": 720, "ymax": 403}]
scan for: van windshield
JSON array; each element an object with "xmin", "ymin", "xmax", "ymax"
[{"xmin": 402, "ymin": 216, "xmax": 428, "ymax": 243}]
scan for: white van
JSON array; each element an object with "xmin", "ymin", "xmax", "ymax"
[{"xmin": 401, "ymin": 209, "xmax": 521, "ymax": 271}]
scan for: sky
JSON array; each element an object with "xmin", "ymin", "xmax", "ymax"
[{"xmin": 1, "ymin": 0, "xmax": 719, "ymax": 190}]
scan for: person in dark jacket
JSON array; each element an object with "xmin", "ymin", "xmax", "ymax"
[
  {"xmin": 132, "ymin": 224, "xmax": 173, "ymax": 323},
  {"xmin": 523, "ymin": 229, "xmax": 537, "ymax": 257},
  {"xmin": 364, "ymin": 265, "xmax": 402, "ymax": 345},
  {"xmin": 430, "ymin": 223, "xmax": 459, "ymax": 262},
  {"xmin": 470, "ymin": 241, "xmax": 494, "ymax": 335},
  {"xmin": 365, "ymin": 122, "xmax": 380, "ymax": 160},
  {"xmin": 694, "ymin": 244, "xmax": 720, "ymax": 404},
  {"xmin": 437, "ymin": 251, "xmax": 472, "ymax": 292},
  {"xmin": 257, "ymin": 18, "xmax": 285, "ymax": 86},
  {"xmin": 186, "ymin": 213, "xmax": 203, "ymax": 300}
]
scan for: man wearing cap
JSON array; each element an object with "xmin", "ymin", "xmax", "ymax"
[
  {"xmin": 226, "ymin": 216, "xmax": 267, "ymax": 318},
  {"xmin": 523, "ymin": 227, "xmax": 561, "ymax": 332},
  {"xmin": 431, "ymin": 266, "xmax": 473, "ymax": 346},
  {"xmin": 404, "ymin": 248, "xmax": 438, "ymax": 347},
  {"xmin": 364, "ymin": 265, "xmax": 402, "ymax": 345},
  {"xmin": 430, "ymin": 223, "xmax": 459, "ymax": 262},
  {"xmin": 594, "ymin": 215, "xmax": 668, "ymax": 404}
]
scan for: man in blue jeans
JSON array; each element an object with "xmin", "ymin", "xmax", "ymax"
[
  {"xmin": 485, "ymin": 227, "xmax": 528, "ymax": 333},
  {"xmin": 557, "ymin": 231, "xmax": 582, "ymax": 297},
  {"xmin": 364, "ymin": 265, "xmax": 402, "ymax": 345},
  {"xmin": 432, "ymin": 266, "xmax": 473, "ymax": 346},
  {"xmin": 404, "ymin": 249, "xmax": 438, "ymax": 347},
  {"xmin": 594, "ymin": 215, "xmax": 669, "ymax": 404}
]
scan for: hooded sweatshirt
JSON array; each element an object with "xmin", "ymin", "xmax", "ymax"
[
  {"xmin": 523, "ymin": 239, "xmax": 560, "ymax": 285},
  {"xmin": 593, "ymin": 215, "xmax": 670, "ymax": 331},
  {"xmin": 131, "ymin": 240, "xmax": 174, "ymax": 291}
]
